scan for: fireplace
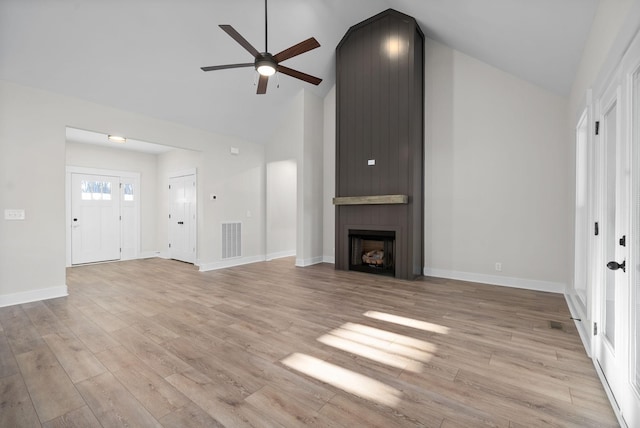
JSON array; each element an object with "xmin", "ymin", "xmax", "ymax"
[
  {"xmin": 334, "ymin": 10, "xmax": 424, "ymax": 280},
  {"xmin": 349, "ymin": 230, "xmax": 395, "ymax": 276}
]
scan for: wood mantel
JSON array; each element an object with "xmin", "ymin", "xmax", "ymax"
[{"xmin": 332, "ymin": 195, "xmax": 408, "ymax": 205}]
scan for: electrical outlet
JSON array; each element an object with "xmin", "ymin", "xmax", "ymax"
[{"xmin": 495, "ymin": 262, "xmax": 502, "ymax": 272}]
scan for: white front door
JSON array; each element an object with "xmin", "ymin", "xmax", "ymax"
[
  {"xmin": 621, "ymin": 34, "xmax": 640, "ymax": 427},
  {"xmin": 592, "ymin": 28, "xmax": 640, "ymax": 426},
  {"xmin": 71, "ymin": 173, "xmax": 121, "ymax": 264},
  {"xmin": 595, "ymin": 77, "xmax": 627, "ymax": 404},
  {"xmin": 168, "ymin": 174, "xmax": 196, "ymax": 264}
]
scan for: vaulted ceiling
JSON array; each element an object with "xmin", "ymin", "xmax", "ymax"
[{"xmin": 0, "ymin": 0, "xmax": 598, "ymax": 145}]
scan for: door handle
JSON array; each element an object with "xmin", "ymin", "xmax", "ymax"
[
  {"xmin": 606, "ymin": 260, "xmax": 626, "ymax": 272},
  {"xmin": 177, "ymin": 221, "xmax": 184, "ymax": 225}
]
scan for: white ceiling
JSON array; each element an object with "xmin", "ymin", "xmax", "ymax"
[{"xmin": 0, "ymin": 0, "xmax": 598, "ymax": 145}]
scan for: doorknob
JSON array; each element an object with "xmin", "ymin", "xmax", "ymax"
[{"xmin": 606, "ymin": 260, "xmax": 626, "ymax": 272}]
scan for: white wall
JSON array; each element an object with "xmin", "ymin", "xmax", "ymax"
[
  {"xmin": 0, "ymin": 80, "xmax": 265, "ymax": 306},
  {"xmin": 424, "ymin": 39, "xmax": 570, "ymax": 292},
  {"xmin": 323, "ymin": 85, "xmax": 336, "ymax": 263},
  {"xmin": 0, "ymin": 82, "xmax": 67, "ymax": 305},
  {"xmin": 265, "ymin": 91, "xmax": 304, "ymax": 262},
  {"xmin": 265, "ymin": 88, "xmax": 325, "ymax": 267},
  {"xmin": 298, "ymin": 90, "xmax": 324, "ymax": 267},
  {"xmin": 266, "ymin": 160, "xmax": 297, "ymax": 259},
  {"xmin": 65, "ymin": 141, "xmax": 160, "ymax": 255},
  {"xmin": 569, "ymin": 0, "xmax": 635, "ymax": 116}
]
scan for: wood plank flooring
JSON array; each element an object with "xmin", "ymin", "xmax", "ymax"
[{"xmin": 0, "ymin": 258, "xmax": 618, "ymax": 427}]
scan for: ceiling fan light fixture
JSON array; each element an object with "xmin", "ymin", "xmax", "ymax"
[
  {"xmin": 257, "ymin": 63, "xmax": 276, "ymax": 76},
  {"xmin": 255, "ymin": 55, "xmax": 276, "ymax": 76},
  {"xmin": 200, "ymin": 0, "xmax": 322, "ymax": 94}
]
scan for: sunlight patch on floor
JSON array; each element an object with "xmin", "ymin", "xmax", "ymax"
[
  {"xmin": 316, "ymin": 323, "xmax": 436, "ymax": 372},
  {"xmin": 317, "ymin": 333, "xmax": 423, "ymax": 372},
  {"xmin": 364, "ymin": 311, "xmax": 450, "ymax": 334},
  {"xmin": 281, "ymin": 353, "xmax": 402, "ymax": 407},
  {"xmin": 341, "ymin": 322, "xmax": 438, "ymax": 352}
]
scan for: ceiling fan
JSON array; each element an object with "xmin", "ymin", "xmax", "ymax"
[{"xmin": 201, "ymin": 0, "xmax": 322, "ymax": 94}]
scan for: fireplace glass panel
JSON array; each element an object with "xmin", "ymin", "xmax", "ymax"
[{"xmin": 349, "ymin": 230, "xmax": 395, "ymax": 276}]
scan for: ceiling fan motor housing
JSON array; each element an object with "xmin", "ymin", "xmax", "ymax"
[{"xmin": 255, "ymin": 53, "xmax": 277, "ymax": 76}]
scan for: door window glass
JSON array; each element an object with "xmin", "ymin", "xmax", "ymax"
[
  {"xmin": 123, "ymin": 183, "xmax": 134, "ymax": 201},
  {"xmin": 574, "ymin": 109, "xmax": 589, "ymax": 307},
  {"xmin": 634, "ymin": 71, "xmax": 640, "ymax": 390},
  {"xmin": 81, "ymin": 180, "xmax": 112, "ymax": 201},
  {"xmin": 604, "ymin": 100, "xmax": 617, "ymax": 349}
]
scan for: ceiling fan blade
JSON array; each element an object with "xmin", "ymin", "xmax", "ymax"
[
  {"xmin": 257, "ymin": 74, "xmax": 268, "ymax": 94},
  {"xmin": 219, "ymin": 24, "xmax": 260, "ymax": 58},
  {"xmin": 273, "ymin": 37, "xmax": 320, "ymax": 63},
  {"xmin": 277, "ymin": 65, "xmax": 322, "ymax": 86},
  {"xmin": 201, "ymin": 63, "xmax": 254, "ymax": 72}
]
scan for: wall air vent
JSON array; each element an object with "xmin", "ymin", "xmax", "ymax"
[{"xmin": 222, "ymin": 222, "xmax": 242, "ymax": 259}]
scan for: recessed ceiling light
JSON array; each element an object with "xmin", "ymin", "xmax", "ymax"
[{"xmin": 108, "ymin": 135, "xmax": 126, "ymax": 143}]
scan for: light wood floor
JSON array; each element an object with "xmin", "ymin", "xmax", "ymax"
[{"xmin": 0, "ymin": 258, "xmax": 618, "ymax": 427}]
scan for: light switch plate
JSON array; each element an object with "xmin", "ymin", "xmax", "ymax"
[{"xmin": 5, "ymin": 209, "xmax": 25, "ymax": 220}]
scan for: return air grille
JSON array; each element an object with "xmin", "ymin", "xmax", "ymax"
[{"xmin": 222, "ymin": 222, "xmax": 241, "ymax": 259}]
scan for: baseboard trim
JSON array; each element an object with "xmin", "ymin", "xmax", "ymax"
[
  {"xmin": 593, "ymin": 358, "xmax": 628, "ymax": 427},
  {"xmin": 295, "ymin": 256, "xmax": 324, "ymax": 267},
  {"xmin": 0, "ymin": 285, "xmax": 68, "ymax": 308},
  {"xmin": 322, "ymin": 255, "xmax": 335, "ymax": 264},
  {"xmin": 423, "ymin": 267, "xmax": 566, "ymax": 294},
  {"xmin": 139, "ymin": 251, "xmax": 164, "ymax": 259},
  {"xmin": 266, "ymin": 250, "xmax": 296, "ymax": 261},
  {"xmin": 199, "ymin": 255, "xmax": 265, "ymax": 272},
  {"xmin": 564, "ymin": 293, "xmax": 591, "ymax": 357}
]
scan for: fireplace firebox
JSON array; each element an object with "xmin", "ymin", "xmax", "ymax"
[{"xmin": 349, "ymin": 230, "xmax": 395, "ymax": 276}]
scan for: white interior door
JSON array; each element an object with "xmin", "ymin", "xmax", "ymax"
[
  {"xmin": 168, "ymin": 174, "xmax": 196, "ymax": 263},
  {"xmin": 71, "ymin": 173, "xmax": 121, "ymax": 264}
]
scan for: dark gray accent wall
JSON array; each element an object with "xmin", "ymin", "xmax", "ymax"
[{"xmin": 335, "ymin": 9, "xmax": 424, "ymax": 280}]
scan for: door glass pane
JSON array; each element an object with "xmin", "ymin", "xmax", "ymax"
[
  {"xmin": 634, "ymin": 71, "xmax": 640, "ymax": 389},
  {"xmin": 604, "ymin": 101, "xmax": 617, "ymax": 349},
  {"xmin": 123, "ymin": 183, "xmax": 134, "ymax": 201},
  {"xmin": 81, "ymin": 180, "xmax": 112, "ymax": 201},
  {"xmin": 574, "ymin": 110, "xmax": 589, "ymax": 306}
]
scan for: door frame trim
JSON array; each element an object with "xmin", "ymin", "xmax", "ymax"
[{"xmin": 65, "ymin": 166, "xmax": 141, "ymax": 267}]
